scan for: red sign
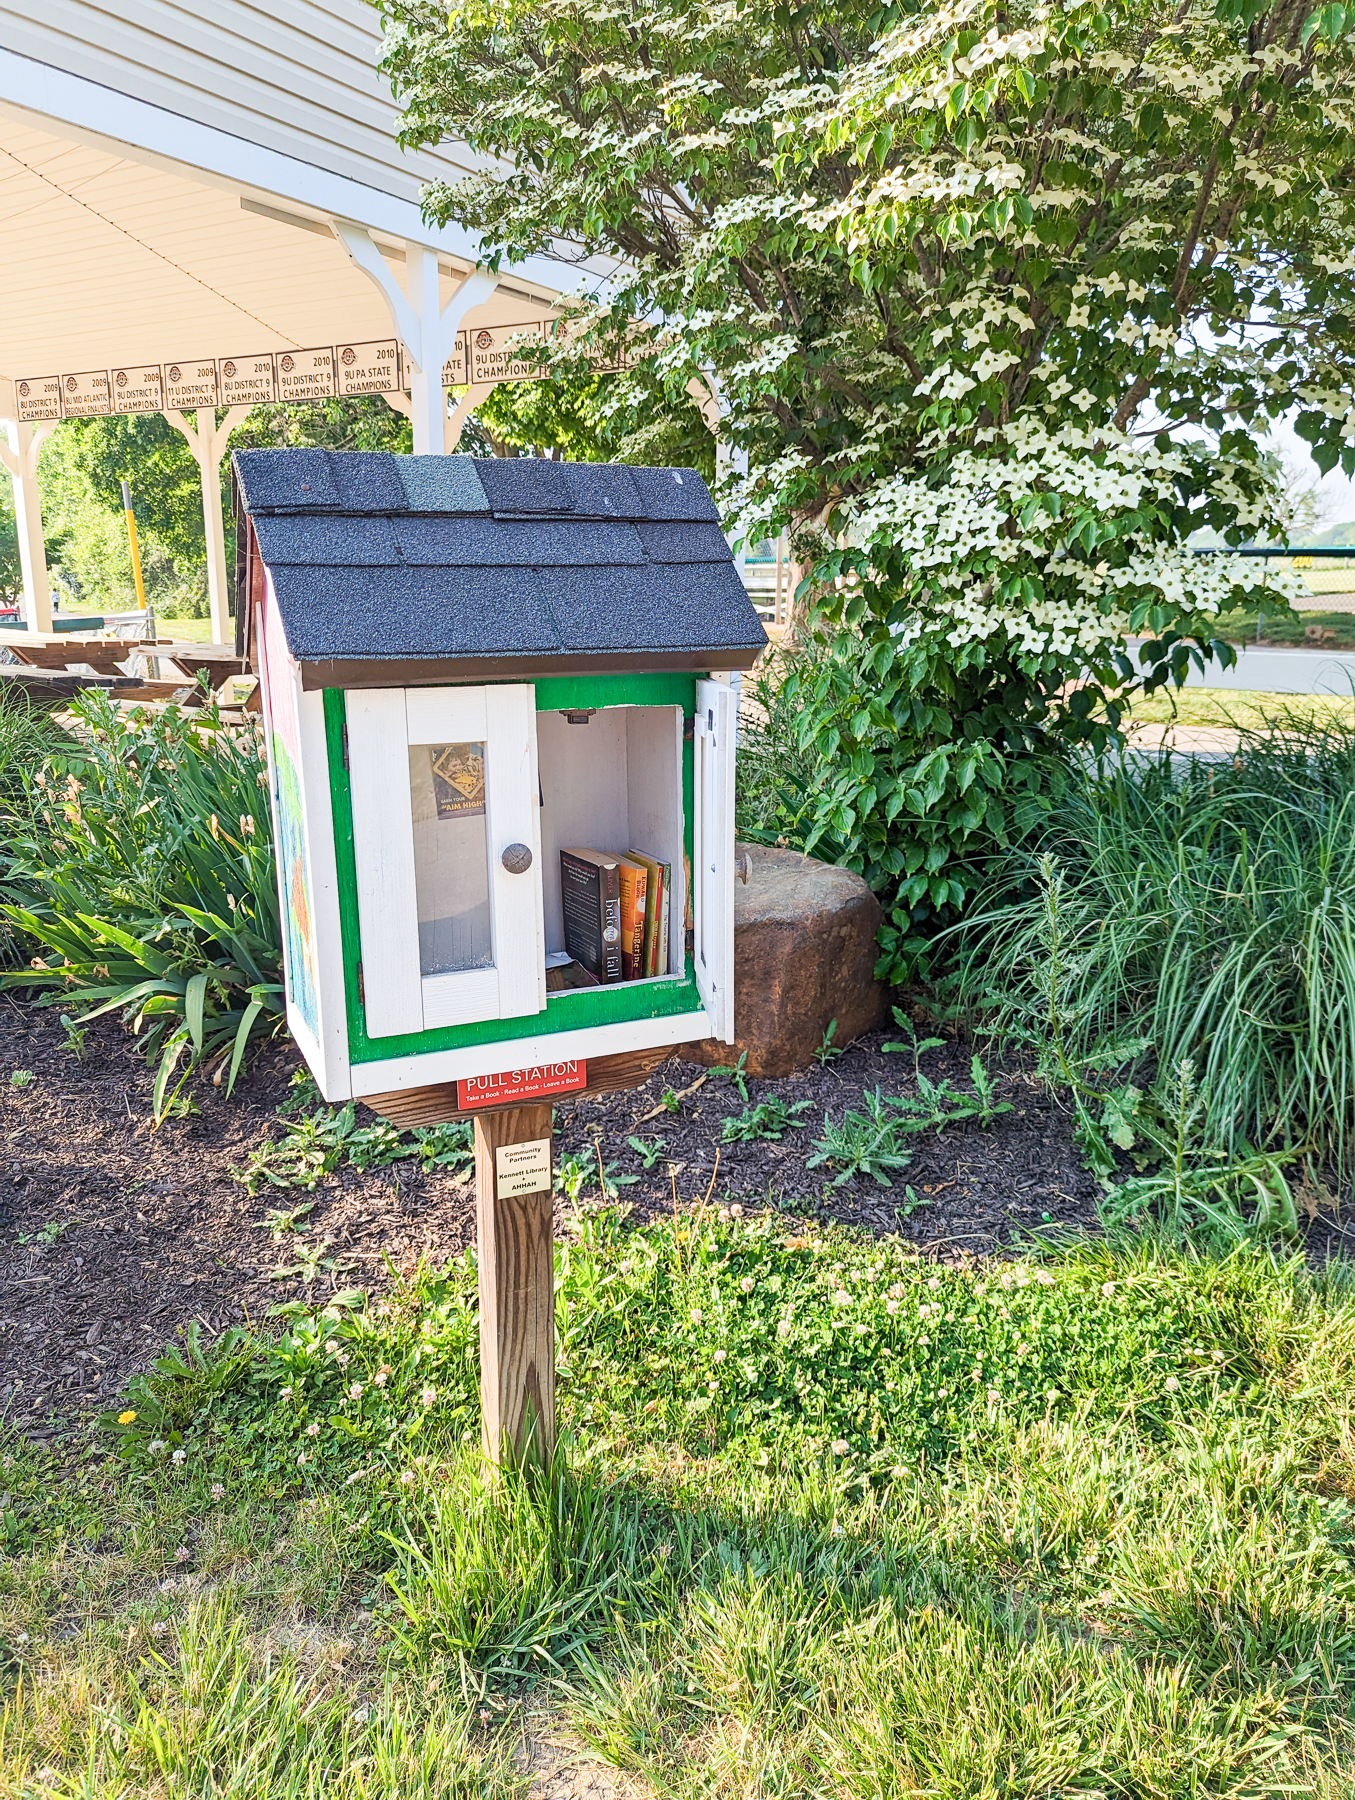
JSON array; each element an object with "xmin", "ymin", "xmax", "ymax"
[{"xmin": 457, "ymin": 1060, "xmax": 587, "ymax": 1110}]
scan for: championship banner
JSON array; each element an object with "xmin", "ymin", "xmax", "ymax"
[{"xmin": 10, "ymin": 313, "xmax": 648, "ymax": 424}]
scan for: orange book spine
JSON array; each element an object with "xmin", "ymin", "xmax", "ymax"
[{"xmin": 617, "ymin": 859, "xmax": 648, "ymax": 982}]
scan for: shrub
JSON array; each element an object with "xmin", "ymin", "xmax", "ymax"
[
  {"xmin": 1, "ymin": 689, "xmax": 283, "ymax": 1113},
  {"xmin": 948, "ymin": 706, "xmax": 1355, "ymax": 1197}
]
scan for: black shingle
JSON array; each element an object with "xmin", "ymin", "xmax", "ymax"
[
  {"xmin": 636, "ymin": 521, "xmax": 732, "ymax": 563},
  {"xmin": 563, "ymin": 463, "xmax": 642, "ymax": 518},
  {"xmin": 235, "ymin": 448, "xmax": 340, "ymax": 511},
  {"xmin": 327, "ymin": 453, "xmax": 407, "ymax": 514},
  {"xmin": 629, "ymin": 466, "xmax": 721, "ymax": 523},
  {"xmin": 395, "ymin": 517, "xmax": 645, "ymax": 567},
  {"xmin": 541, "ymin": 562, "xmax": 759, "ymax": 650},
  {"xmin": 475, "ymin": 459, "xmax": 573, "ymax": 515},
  {"xmin": 235, "ymin": 450, "xmax": 768, "ymax": 668},
  {"xmin": 253, "ymin": 515, "xmax": 401, "ymax": 567},
  {"xmin": 271, "ymin": 566, "xmax": 559, "ymax": 660}
]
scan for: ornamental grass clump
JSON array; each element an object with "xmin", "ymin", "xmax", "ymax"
[
  {"xmin": 950, "ymin": 706, "xmax": 1355, "ymax": 1208},
  {"xmin": 1, "ymin": 689, "xmax": 283, "ymax": 1116}
]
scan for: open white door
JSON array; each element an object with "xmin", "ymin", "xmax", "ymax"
[
  {"xmin": 347, "ymin": 683, "xmax": 547, "ymax": 1038},
  {"xmin": 693, "ymin": 678, "xmax": 735, "ymax": 1043}
]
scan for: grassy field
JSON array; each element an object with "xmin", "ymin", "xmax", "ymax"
[
  {"xmin": 1123, "ymin": 687, "xmax": 1355, "ymax": 729},
  {"xmin": 4, "ymin": 1210, "xmax": 1355, "ymax": 1797}
]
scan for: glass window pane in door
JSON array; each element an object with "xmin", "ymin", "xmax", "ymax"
[{"xmin": 409, "ymin": 743, "xmax": 493, "ymax": 974}]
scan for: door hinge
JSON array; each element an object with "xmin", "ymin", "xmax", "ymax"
[
  {"xmin": 356, "ymin": 960, "xmax": 365, "ymax": 1006},
  {"xmin": 341, "ymin": 721, "xmax": 350, "ymax": 772}
]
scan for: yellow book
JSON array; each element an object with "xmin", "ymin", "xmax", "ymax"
[{"xmin": 626, "ymin": 848, "xmax": 669, "ymax": 976}]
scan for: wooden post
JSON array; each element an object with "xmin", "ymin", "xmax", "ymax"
[{"xmin": 473, "ymin": 1103, "xmax": 555, "ymax": 1470}]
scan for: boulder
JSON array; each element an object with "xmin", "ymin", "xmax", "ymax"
[{"xmin": 679, "ymin": 841, "xmax": 887, "ymax": 1078}]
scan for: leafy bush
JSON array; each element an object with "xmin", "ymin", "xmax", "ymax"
[
  {"xmin": 949, "ymin": 708, "xmax": 1355, "ymax": 1205},
  {"xmin": 1, "ymin": 689, "xmax": 282, "ymax": 1113}
]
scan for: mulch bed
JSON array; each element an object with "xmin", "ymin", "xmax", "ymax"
[{"xmin": 0, "ymin": 1001, "xmax": 1100, "ymax": 1432}]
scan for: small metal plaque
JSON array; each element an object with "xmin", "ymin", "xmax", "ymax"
[{"xmin": 495, "ymin": 1138, "xmax": 552, "ymax": 1198}]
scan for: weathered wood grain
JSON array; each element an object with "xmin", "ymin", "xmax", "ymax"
[{"xmin": 474, "ymin": 1102, "xmax": 555, "ymax": 1470}]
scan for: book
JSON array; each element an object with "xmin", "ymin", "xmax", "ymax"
[
  {"xmin": 545, "ymin": 957, "xmax": 601, "ymax": 993},
  {"xmin": 560, "ymin": 848, "xmax": 623, "ymax": 983},
  {"xmin": 658, "ymin": 864, "xmax": 672, "ymax": 975},
  {"xmin": 616, "ymin": 857, "xmax": 648, "ymax": 982},
  {"xmin": 626, "ymin": 848, "xmax": 670, "ymax": 976}
]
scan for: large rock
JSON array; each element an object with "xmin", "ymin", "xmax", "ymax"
[{"xmin": 679, "ymin": 842, "xmax": 887, "ymax": 1078}]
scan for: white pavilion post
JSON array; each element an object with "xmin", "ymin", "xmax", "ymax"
[
  {"xmin": 163, "ymin": 405, "xmax": 250, "ymax": 645},
  {"xmin": 448, "ymin": 383, "xmax": 495, "ymax": 450},
  {"xmin": 333, "ymin": 227, "xmax": 498, "ymax": 454},
  {"xmin": 0, "ymin": 418, "xmax": 56, "ymax": 634}
]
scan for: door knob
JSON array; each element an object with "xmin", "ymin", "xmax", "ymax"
[{"xmin": 501, "ymin": 843, "xmax": 533, "ymax": 874}]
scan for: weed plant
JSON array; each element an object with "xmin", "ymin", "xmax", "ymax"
[
  {"xmin": 720, "ymin": 1097, "xmax": 813, "ymax": 1142},
  {"xmin": 7, "ymin": 1217, "xmax": 1355, "ymax": 1794},
  {"xmin": 0, "ymin": 690, "xmax": 283, "ymax": 1115},
  {"xmin": 807, "ymin": 1073, "xmax": 1012, "ymax": 1187},
  {"xmin": 950, "ymin": 709, "xmax": 1355, "ymax": 1213}
]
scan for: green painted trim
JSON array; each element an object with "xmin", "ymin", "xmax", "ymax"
[
  {"xmin": 534, "ymin": 672, "xmax": 696, "ymax": 714},
  {"xmin": 324, "ymin": 676, "xmax": 700, "ymax": 1066}
]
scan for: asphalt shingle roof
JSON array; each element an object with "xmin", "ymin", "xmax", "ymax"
[{"xmin": 234, "ymin": 449, "xmax": 767, "ymax": 673}]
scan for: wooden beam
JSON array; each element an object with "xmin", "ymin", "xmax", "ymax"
[
  {"xmin": 364, "ymin": 1043, "xmax": 671, "ymax": 1130},
  {"xmin": 474, "ymin": 1102, "xmax": 555, "ymax": 1470}
]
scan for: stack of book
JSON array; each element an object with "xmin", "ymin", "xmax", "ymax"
[{"xmin": 560, "ymin": 847, "xmax": 671, "ymax": 985}]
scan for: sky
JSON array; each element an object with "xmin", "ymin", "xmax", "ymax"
[{"xmin": 1268, "ymin": 413, "xmax": 1355, "ymax": 536}]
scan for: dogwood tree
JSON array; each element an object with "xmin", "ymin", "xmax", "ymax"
[{"xmin": 382, "ymin": 0, "xmax": 1355, "ymax": 973}]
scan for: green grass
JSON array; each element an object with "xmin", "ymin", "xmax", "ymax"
[
  {"xmin": 948, "ymin": 712, "xmax": 1355, "ymax": 1202},
  {"xmin": 6, "ymin": 1215, "xmax": 1355, "ymax": 1795},
  {"xmin": 1124, "ymin": 687, "xmax": 1355, "ymax": 730},
  {"xmin": 1215, "ymin": 605, "xmax": 1355, "ymax": 649}
]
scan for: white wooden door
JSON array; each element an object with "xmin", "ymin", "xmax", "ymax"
[
  {"xmin": 346, "ymin": 684, "xmax": 547, "ymax": 1038},
  {"xmin": 693, "ymin": 678, "xmax": 735, "ymax": 1043}
]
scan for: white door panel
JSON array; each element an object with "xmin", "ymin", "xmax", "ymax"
[
  {"xmin": 693, "ymin": 679, "xmax": 735, "ymax": 1043},
  {"xmin": 347, "ymin": 683, "xmax": 546, "ymax": 1037}
]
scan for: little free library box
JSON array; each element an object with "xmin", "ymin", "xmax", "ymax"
[{"xmin": 234, "ymin": 448, "xmax": 767, "ymax": 1463}]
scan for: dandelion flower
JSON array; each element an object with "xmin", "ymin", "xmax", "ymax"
[{"xmin": 117, "ymin": 1409, "xmax": 137, "ymax": 1425}]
